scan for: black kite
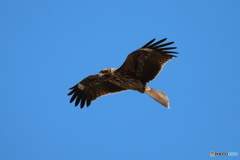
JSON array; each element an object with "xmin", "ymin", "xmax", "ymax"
[{"xmin": 68, "ymin": 38, "xmax": 178, "ymax": 109}]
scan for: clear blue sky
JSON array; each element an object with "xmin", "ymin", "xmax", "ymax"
[{"xmin": 1, "ymin": 0, "xmax": 239, "ymax": 159}]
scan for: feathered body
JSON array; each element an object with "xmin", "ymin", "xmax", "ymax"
[{"xmin": 68, "ymin": 38, "xmax": 178, "ymax": 109}]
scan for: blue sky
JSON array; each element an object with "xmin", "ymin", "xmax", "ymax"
[{"xmin": 1, "ymin": 0, "xmax": 239, "ymax": 159}]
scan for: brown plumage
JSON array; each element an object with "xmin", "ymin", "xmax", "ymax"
[{"xmin": 68, "ymin": 38, "xmax": 178, "ymax": 109}]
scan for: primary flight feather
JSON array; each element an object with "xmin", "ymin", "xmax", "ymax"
[{"xmin": 68, "ymin": 38, "xmax": 178, "ymax": 109}]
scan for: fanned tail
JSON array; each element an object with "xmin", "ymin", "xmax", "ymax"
[{"xmin": 145, "ymin": 86, "xmax": 170, "ymax": 109}]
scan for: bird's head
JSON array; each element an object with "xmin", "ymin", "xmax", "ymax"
[{"xmin": 98, "ymin": 68, "xmax": 117, "ymax": 77}]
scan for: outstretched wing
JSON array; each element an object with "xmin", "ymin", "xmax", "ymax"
[
  {"xmin": 67, "ymin": 74, "xmax": 127, "ymax": 108},
  {"xmin": 117, "ymin": 38, "xmax": 178, "ymax": 83}
]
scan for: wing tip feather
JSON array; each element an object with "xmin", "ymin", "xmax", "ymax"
[{"xmin": 141, "ymin": 38, "xmax": 177, "ymax": 52}]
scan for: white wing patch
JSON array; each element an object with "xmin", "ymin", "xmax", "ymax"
[
  {"xmin": 77, "ymin": 83, "xmax": 85, "ymax": 90},
  {"xmin": 139, "ymin": 48, "xmax": 154, "ymax": 52}
]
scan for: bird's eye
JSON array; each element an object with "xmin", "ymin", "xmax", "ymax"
[
  {"xmin": 100, "ymin": 70, "xmax": 106, "ymax": 74},
  {"xmin": 101, "ymin": 70, "xmax": 107, "ymax": 73}
]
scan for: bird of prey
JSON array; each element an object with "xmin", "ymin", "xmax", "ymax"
[{"xmin": 68, "ymin": 38, "xmax": 178, "ymax": 109}]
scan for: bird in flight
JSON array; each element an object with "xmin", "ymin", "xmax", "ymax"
[{"xmin": 68, "ymin": 38, "xmax": 178, "ymax": 109}]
